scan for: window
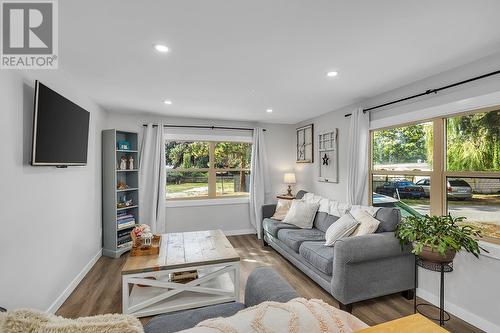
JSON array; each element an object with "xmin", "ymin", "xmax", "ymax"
[
  {"xmin": 370, "ymin": 108, "xmax": 500, "ymax": 244},
  {"xmin": 166, "ymin": 140, "xmax": 251, "ymax": 199},
  {"xmin": 371, "ymin": 121, "xmax": 433, "ymax": 219}
]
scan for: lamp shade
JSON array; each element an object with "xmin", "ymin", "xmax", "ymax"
[{"xmin": 283, "ymin": 173, "xmax": 296, "ymax": 184}]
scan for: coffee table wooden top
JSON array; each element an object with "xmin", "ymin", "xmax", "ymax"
[{"xmin": 122, "ymin": 230, "xmax": 240, "ymax": 275}]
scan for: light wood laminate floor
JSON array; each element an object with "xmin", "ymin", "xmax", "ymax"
[{"xmin": 57, "ymin": 234, "xmax": 482, "ymax": 333}]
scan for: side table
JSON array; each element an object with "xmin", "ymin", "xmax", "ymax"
[
  {"xmin": 276, "ymin": 195, "xmax": 295, "ymax": 200},
  {"xmin": 414, "ymin": 257, "xmax": 453, "ymax": 326}
]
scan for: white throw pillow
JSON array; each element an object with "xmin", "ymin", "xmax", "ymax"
[
  {"xmin": 324, "ymin": 213, "xmax": 359, "ymax": 246},
  {"xmin": 282, "ymin": 199, "xmax": 319, "ymax": 229},
  {"xmin": 271, "ymin": 199, "xmax": 293, "ymax": 221},
  {"xmin": 350, "ymin": 209, "xmax": 380, "ymax": 236},
  {"xmin": 180, "ymin": 298, "xmax": 368, "ymax": 333}
]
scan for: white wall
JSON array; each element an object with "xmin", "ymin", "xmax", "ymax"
[
  {"xmin": 293, "ymin": 52, "xmax": 500, "ymax": 332},
  {"xmin": 105, "ymin": 112, "xmax": 295, "ymax": 235},
  {"xmin": 294, "ymin": 111, "xmax": 351, "ymax": 202},
  {"xmin": 0, "ymin": 71, "xmax": 105, "ymax": 312}
]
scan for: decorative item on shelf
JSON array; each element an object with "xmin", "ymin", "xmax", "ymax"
[
  {"xmin": 117, "ymin": 181, "xmax": 129, "ymax": 190},
  {"xmin": 283, "ymin": 173, "xmax": 296, "ymax": 197},
  {"xmin": 395, "ymin": 214, "xmax": 487, "ymax": 263},
  {"xmin": 119, "ymin": 156, "xmax": 127, "ymax": 170},
  {"xmin": 117, "ymin": 196, "xmax": 134, "ymax": 209},
  {"xmin": 296, "ymin": 124, "xmax": 314, "ymax": 163},
  {"xmin": 318, "ymin": 129, "xmax": 338, "ymax": 183},
  {"xmin": 128, "ymin": 156, "xmax": 134, "ymax": 170},
  {"xmin": 171, "ymin": 270, "xmax": 198, "ymax": 284},
  {"xmin": 130, "ymin": 224, "xmax": 161, "ymax": 256},
  {"xmin": 117, "ymin": 140, "xmax": 131, "ymax": 150}
]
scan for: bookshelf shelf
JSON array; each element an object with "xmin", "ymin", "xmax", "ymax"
[
  {"xmin": 117, "ymin": 205, "xmax": 138, "ymax": 211},
  {"xmin": 102, "ymin": 129, "xmax": 140, "ymax": 258},
  {"xmin": 117, "ymin": 188, "xmax": 139, "ymax": 192}
]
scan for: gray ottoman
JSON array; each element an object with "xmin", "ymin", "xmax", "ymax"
[{"xmin": 144, "ymin": 267, "xmax": 299, "ymax": 333}]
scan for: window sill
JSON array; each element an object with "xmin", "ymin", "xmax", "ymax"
[
  {"xmin": 478, "ymin": 240, "xmax": 500, "ymax": 261},
  {"xmin": 166, "ymin": 197, "xmax": 250, "ymax": 208}
]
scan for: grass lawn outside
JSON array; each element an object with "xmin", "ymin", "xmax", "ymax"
[
  {"xmin": 166, "ymin": 181, "xmax": 248, "ymax": 198},
  {"xmin": 404, "ymin": 194, "xmax": 500, "ymax": 206}
]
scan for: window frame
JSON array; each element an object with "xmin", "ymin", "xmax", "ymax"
[
  {"xmin": 369, "ymin": 106, "xmax": 500, "ymax": 245},
  {"xmin": 165, "ymin": 138, "xmax": 252, "ymax": 201}
]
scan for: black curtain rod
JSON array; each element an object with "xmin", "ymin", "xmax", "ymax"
[
  {"xmin": 344, "ymin": 69, "xmax": 500, "ymax": 117},
  {"xmin": 142, "ymin": 124, "xmax": 265, "ymax": 131}
]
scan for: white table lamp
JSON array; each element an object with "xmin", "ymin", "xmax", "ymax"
[{"xmin": 284, "ymin": 173, "xmax": 296, "ymax": 196}]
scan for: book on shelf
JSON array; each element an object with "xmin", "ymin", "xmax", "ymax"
[
  {"xmin": 118, "ymin": 228, "xmax": 133, "ymax": 238},
  {"xmin": 117, "ymin": 221, "xmax": 136, "ymax": 230},
  {"xmin": 117, "ymin": 241, "xmax": 133, "ymax": 249},
  {"xmin": 117, "ymin": 217, "xmax": 135, "ymax": 224},
  {"xmin": 118, "ymin": 236, "xmax": 132, "ymax": 245}
]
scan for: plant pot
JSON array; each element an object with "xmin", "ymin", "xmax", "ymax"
[{"xmin": 417, "ymin": 244, "xmax": 456, "ymax": 263}]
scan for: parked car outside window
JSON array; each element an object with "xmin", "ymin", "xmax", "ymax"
[
  {"xmin": 374, "ymin": 180, "xmax": 425, "ymax": 199},
  {"xmin": 415, "ymin": 178, "xmax": 473, "ymax": 200}
]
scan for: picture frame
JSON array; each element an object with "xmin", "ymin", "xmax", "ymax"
[
  {"xmin": 296, "ymin": 124, "xmax": 314, "ymax": 163},
  {"xmin": 117, "ymin": 140, "xmax": 131, "ymax": 150}
]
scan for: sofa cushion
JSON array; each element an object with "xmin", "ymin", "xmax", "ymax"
[
  {"xmin": 299, "ymin": 241, "xmax": 335, "ymax": 275},
  {"xmin": 277, "ymin": 228, "xmax": 325, "ymax": 252},
  {"xmin": 313, "ymin": 212, "xmax": 339, "ymax": 233},
  {"xmin": 374, "ymin": 207, "xmax": 401, "ymax": 232},
  {"xmin": 263, "ymin": 218, "xmax": 299, "ymax": 237}
]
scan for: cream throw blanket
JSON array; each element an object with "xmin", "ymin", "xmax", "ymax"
[
  {"xmin": 179, "ymin": 298, "xmax": 368, "ymax": 333},
  {"xmin": 0, "ymin": 309, "xmax": 143, "ymax": 333}
]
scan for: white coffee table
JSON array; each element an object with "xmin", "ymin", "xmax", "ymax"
[{"xmin": 122, "ymin": 230, "xmax": 240, "ymax": 317}]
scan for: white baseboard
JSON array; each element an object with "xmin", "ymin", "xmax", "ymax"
[
  {"xmin": 47, "ymin": 249, "xmax": 102, "ymax": 313},
  {"xmin": 417, "ymin": 288, "xmax": 499, "ymax": 332},
  {"xmin": 224, "ymin": 228, "xmax": 256, "ymax": 236}
]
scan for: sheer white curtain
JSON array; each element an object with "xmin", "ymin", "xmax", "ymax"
[
  {"xmin": 249, "ymin": 128, "xmax": 270, "ymax": 238},
  {"xmin": 347, "ymin": 108, "xmax": 370, "ymax": 205},
  {"xmin": 139, "ymin": 124, "xmax": 167, "ymax": 233}
]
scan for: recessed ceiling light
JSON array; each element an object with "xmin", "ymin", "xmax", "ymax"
[
  {"xmin": 154, "ymin": 44, "xmax": 169, "ymax": 53},
  {"xmin": 266, "ymin": 109, "xmax": 273, "ymax": 113},
  {"xmin": 164, "ymin": 100, "xmax": 172, "ymax": 105},
  {"xmin": 326, "ymin": 71, "xmax": 338, "ymax": 77}
]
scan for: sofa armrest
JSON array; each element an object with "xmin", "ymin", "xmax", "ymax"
[
  {"xmin": 244, "ymin": 267, "xmax": 299, "ymax": 307},
  {"xmin": 334, "ymin": 232, "xmax": 411, "ymax": 264},
  {"xmin": 262, "ymin": 204, "xmax": 277, "ymax": 219}
]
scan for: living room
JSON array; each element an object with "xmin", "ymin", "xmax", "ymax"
[{"xmin": 1, "ymin": 1, "xmax": 500, "ymax": 333}]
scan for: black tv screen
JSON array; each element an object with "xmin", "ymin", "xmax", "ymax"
[{"xmin": 31, "ymin": 81, "xmax": 90, "ymax": 166}]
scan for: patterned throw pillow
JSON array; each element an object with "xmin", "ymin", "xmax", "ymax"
[
  {"xmin": 272, "ymin": 199, "xmax": 293, "ymax": 221},
  {"xmin": 282, "ymin": 200, "xmax": 320, "ymax": 229},
  {"xmin": 324, "ymin": 213, "xmax": 359, "ymax": 246},
  {"xmin": 179, "ymin": 298, "xmax": 368, "ymax": 333},
  {"xmin": 350, "ymin": 209, "xmax": 381, "ymax": 236}
]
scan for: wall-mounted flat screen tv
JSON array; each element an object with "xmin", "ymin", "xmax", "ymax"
[{"xmin": 31, "ymin": 80, "xmax": 90, "ymax": 166}]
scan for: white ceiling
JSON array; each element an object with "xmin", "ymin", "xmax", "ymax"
[{"xmin": 59, "ymin": 0, "xmax": 500, "ymax": 124}]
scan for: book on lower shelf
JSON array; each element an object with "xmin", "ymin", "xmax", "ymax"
[
  {"xmin": 117, "ymin": 212, "xmax": 136, "ymax": 230},
  {"xmin": 117, "ymin": 241, "xmax": 133, "ymax": 249}
]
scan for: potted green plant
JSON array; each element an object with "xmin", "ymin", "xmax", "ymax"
[{"xmin": 395, "ymin": 214, "xmax": 485, "ymax": 263}]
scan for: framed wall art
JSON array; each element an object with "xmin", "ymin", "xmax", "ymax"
[
  {"xmin": 296, "ymin": 124, "xmax": 314, "ymax": 163},
  {"xmin": 318, "ymin": 129, "xmax": 338, "ymax": 183}
]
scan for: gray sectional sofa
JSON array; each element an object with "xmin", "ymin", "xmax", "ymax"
[{"xmin": 262, "ymin": 190, "xmax": 415, "ymax": 312}]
